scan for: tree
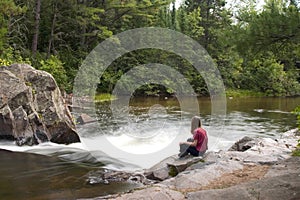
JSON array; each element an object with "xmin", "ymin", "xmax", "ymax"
[
  {"xmin": 32, "ymin": 0, "xmax": 41, "ymax": 56},
  {"xmin": 231, "ymin": 0, "xmax": 300, "ymax": 95}
]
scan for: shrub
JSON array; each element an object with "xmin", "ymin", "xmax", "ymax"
[{"xmin": 39, "ymin": 55, "xmax": 68, "ymax": 91}]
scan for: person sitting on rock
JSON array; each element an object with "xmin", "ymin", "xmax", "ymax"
[{"xmin": 178, "ymin": 116, "xmax": 208, "ymax": 158}]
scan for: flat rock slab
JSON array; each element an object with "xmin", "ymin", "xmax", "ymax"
[
  {"xmin": 159, "ymin": 160, "xmax": 243, "ymax": 192},
  {"xmin": 186, "ymin": 172, "xmax": 300, "ymax": 200},
  {"xmin": 145, "ymin": 155, "xmax": 204, "ymax": 181},
  {"xmin": 264, "ymin": 156, "xmax": 300, "ymax": 178},
  {"xmin": 103, "ymin": 186, "xmax": 185, "ymax": 200},
  {"xmin": 167, "ymin": 156, "xmax": 204, "ymax": 173}
]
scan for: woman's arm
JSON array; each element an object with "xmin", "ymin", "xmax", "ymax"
[{"xmin": 180, "ymin": 140, "xmax": 198, "ymax": 147}]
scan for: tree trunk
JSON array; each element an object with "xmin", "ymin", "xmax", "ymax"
[
  {"xmin": 47, "ymin": 3, "xmax": 57, "ymax": 59},
  {"xmin": 80, "ymin": 0, "xmax": 87, "ymax": 49},
  {"xmin": 32, "ymin": 0, "xmax": 41, "ymax": 56}
]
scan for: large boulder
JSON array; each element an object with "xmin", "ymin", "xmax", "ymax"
[
  {"xmin": 0, "ymin": 64, "xmax": 80, "ymax": 145},
  {"xmin": 144, "ymin": 155, "xmax": 204, "ymax": 181}
]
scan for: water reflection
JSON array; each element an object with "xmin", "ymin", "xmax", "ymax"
[
  {"xmin": 93, "ymin": 96, "xmax": 298, "ymax": 136},
  {"xmin": 0, "ymin": 149, "xmax": 139, "ymax": 200}
]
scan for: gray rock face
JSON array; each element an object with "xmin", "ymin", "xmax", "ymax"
[
  {"xmin": 0, "ymin": 105, "xmax": 15, "ymax": 139},
  {"xmin": 114, "ymin": 186, "xmax": 185, "ymax": 200},
  {"xmin": 228, "ymin": 136, "xmax": 255, "ymax": 151},
  {"xmin": 0, "ymin": 64, "xmax": 80, "ymax": 145},
  {"xmin": 160, "ymin": 160, "xmax": 244, "ymax": 192},
  {"xmin": 144, "ymin": 155, "xmax": 204, "ymax": 181},
  {"xmin": 186, "ymin": 166, "xmax": 300, "ymax": 200},
  {"xmin": 77, "ymin": 113, "xmax": 97, "ymax": 124}
]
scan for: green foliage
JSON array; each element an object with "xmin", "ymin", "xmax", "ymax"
[
  {"xmin": 0, "ymin": 0, "xmax": 24, "ymax": 51},
  {"xmin": 225, "ymin": 89, "xmax": 264, "ymax": 97},
  {"xmin": 292, "ymin": 106, "xmax": 300, "ymax": 129},
  {"xmin": 168, "ymin": 165, "xmax": 178, "ymax": 177},
  {"xmin": 0, "ymin": 47, "xmax": 31, "ymax": 66},
  {"xmin": 239, "ymin": 55, "xmax": 300, "ymax": 96},
  {"xmin": 94, "ymin": 93, "xmax": 116, "ymax": 102},
  {"xmin": 39, "ymin": 55, "xmax": 68, "ymax": 91},
  {"xmin": 1, "ymin": 0, "xmax": 299, "ymax": 97}
]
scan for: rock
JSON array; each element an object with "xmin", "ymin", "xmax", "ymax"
[
  {"xmin": 264, "ymin": 156, "xmax": 300, "ymax": 178},
  {"xmin": 0, "ymin": 64, "xmax": 80, "ymax": 145},
  {"xmin": 159, "ymin": 160, "xmax": 243, "ymax": 192},
  {"xmin": 112, "ymin": 186, "xmax": 185, "ymax": 200},
  {"xmin": 228, "ymin": 136, "xmax": 255, "ymax": 151},
  {"xmin": 12, "ymin": 106, "xmax": 33, "ymax": 137},
  {"xmin": 77, "ymin": 113, "xmax": 97, "ymax": 124},
  {"xmin": 167, "ymin": 156, "xmax": 204, "ymax": 175},
  {"xmin": 144, "ymin": 155, "xmax": 204, "ymax": 181},
  {"xmin": 16, "ymin": 136, "xmax": 35, "ymax": 146},
  {"xmin": 152, "ymin": 167, "xmax": 170, "ymax": 181},
  {"xmin": 0, "ymin": 105, "xmax": 15, "ymax": 139},
  {"xmin": 144, "ymin": 155, "xmax": 176, "ymax": 181},
  {"xmin": 186, "ymin": 172, "xmax": 300, "ymax": 200},
  {"xmin": 34, "ymin": 129, "xmax": 49, "ymax": 143}
]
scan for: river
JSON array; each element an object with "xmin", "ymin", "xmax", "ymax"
[{"xmin": 0, "ymin": 97, "xmax": 299, "ymax": 199}]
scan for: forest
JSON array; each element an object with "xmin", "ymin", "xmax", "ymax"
[{"xmin": 0, "ymin": 0, "xmax": 299, "ymax": 96}]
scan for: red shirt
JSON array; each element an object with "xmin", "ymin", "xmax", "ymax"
[{"xmin": 193, "ymin": 128, "xmax": 208, "ymax": 152}]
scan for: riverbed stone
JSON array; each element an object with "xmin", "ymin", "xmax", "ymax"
[
  {"xmin": 12, "ymin": 106, "xmax": 33, "ymax": 138},
  {"xmin": 145, "ymin": 155, "xmax": 205, "ymax": 181},
  {"xmin": 159, "ymin": 160, "xmax": 244, "ymax": 192},
  {"xmin": 0, "ymin": 105, "xmax": 15, "ymax": 139},
  {"xmin": 0, "ymin": 64, "xmax": 80, "ymax": 145},
  {"xmin": 264, "ymin": 156, "xmax": 300, "ymax": 178},
  {"xmin": 186, "ymin": 172, "xmax": 300, "ymax": 200},
  {"xmin": 113, "ymin": 186, "xmax": 185, "ymax": 200},
  {"xmin": 228, "ymin": 136, "xmax": 255, "ymax": 151},
  {"xmin": 77, "ymin": 113, "xmax": 97, "ymax": 124}
]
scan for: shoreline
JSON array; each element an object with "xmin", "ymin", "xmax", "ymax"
[{"xmin": 85, "ymin": 128, "xmax": 300, "ymax": 200}]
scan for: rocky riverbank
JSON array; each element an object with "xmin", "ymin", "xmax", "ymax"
[
  {"xmin": 0, "ymin": 64, "xmax": 80, "ymax": 145},
  {"xmin": 84, "ymin": 129, "xmax": 300, "ymax": 200}
]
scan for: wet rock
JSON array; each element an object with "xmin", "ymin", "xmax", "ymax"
[
  {"xmin": 0, "ymin": 105, "xmax": 15, "ymax": 138},
  {"xmin": 0, "ymin": 64, "xmax": 80, "ymax": 145},
  {"xmin": 34, "ymin": 129, "xmax": 49, "ymax": 143},
  {"xmin": 86, "ymin": 169, "xmax": 147, "ymax": 186},
  {"xmin": 228, "ymin": 136, "xmax": 255, "ymax": 152},
  {"xmin": 77, "ymin": 113, "xmax": 97, "ymax": 124},
  {"xmin": 16, "ymin": 136, "xmax": 35, "ymax": 146},
  {"xmin": 12, "ymin": 106, "xmax": 33, "ymax": 138}
]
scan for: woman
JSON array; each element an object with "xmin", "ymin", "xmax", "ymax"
[{"xmin": 179, "ymin": 116, "xmax": 208, "ymax": 158}]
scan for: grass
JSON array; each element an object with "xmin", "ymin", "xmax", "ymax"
[
  {"xmin": 94, "ymin": 93, "xmax": 116, "ymax": 102},
  {"xmin": 225, "ymin": 89, "xmax": 265, "ymax": 98}
]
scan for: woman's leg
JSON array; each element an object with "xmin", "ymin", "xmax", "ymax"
[
  {"xmin": 187, "ymin": 146, "xmax": 199, "ymax": 156},
  {"xmin": 179, "ymin": 143, "xmax": 189, "ymax": 157}
]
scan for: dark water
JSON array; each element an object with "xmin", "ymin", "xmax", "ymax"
[
  {"xmin": 0, "ymin": 97, "xmax": 299, "ymax": 199},
  {"xmin": 0, "ymin": 149, "xmax": 140, "ymax": 200}
]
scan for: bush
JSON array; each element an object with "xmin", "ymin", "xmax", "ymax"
[
  {"xmin": 39, "ymin": 55, "xmax": 69, "ymax": 91},
  {"xmin": 241, "ymin": 56, "xmax": 300, "ymax": 96},
  {"xmin": 0, "ymin": 47, "xmax": 31, "ymax": 66}
]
